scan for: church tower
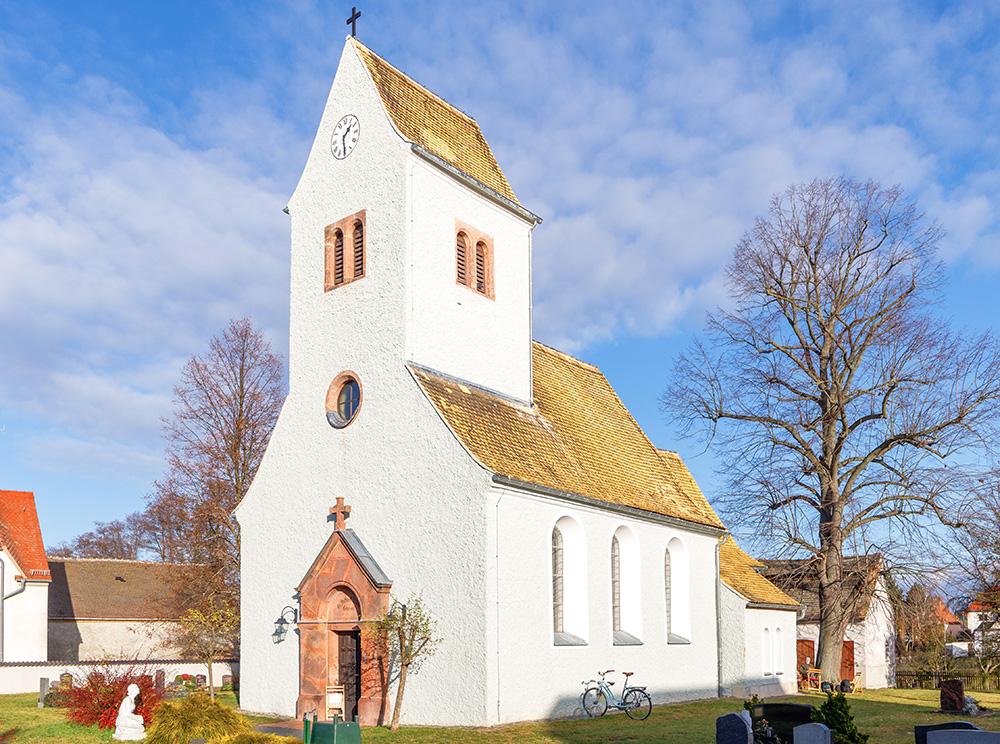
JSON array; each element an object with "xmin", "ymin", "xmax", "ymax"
[{"xmin": 285, "ymin": 37, "xmax": 540, "ymax": 404}]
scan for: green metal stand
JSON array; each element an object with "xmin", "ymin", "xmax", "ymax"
[{"xmin": 302, "ymin": 713, "xmax": 362, "ymax": 744}]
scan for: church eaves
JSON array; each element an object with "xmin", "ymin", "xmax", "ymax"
[
  {"xmin": 718, "ymin": 537, "xmax": 799, "ymax": 609},
  {"xmin": 351, "ymin": 38, "xmax": 520, "ymax": 206},
  {"xmin": 410, "ymin": 341, "xmax": 726, "ymax": 531}
]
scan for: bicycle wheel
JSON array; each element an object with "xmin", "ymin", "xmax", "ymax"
[
  {"xmin": 623, "ymin": 689, "xmax": 652, "ymax": 720},
  {"xmin": 582, "ymin": 687, "xmax": 608, "ymax": 717}
]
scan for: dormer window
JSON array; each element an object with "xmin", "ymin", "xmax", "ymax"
[
  {"xmin": 324, "ymin": 210, "xmax": 366, "ymax": 292},
  {"xmin": 454, "ymin": 221, "xmax": 493, "ymax": 299}
]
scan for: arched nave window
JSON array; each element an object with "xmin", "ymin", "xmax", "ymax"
[
  {"xmin": 775, "ymin": 627, "xmax": 784, "ymax": 674},
  {"xmin": 763, "ymin": 627, "xmax": 773, "ymax": 676},
  {"xmin": 666, "ymin": 537, "xmax": 691, "ymax": 643},
  {"xmin": 611, "ymin": 526, "xmax": 642, "ymax": 645},
  {"xmin": 552, "ymin": 516, "xmax": 587, "ymax": 646}
]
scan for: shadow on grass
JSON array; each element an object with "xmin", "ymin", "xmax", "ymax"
[{"xmin": 0, "ymin": 728, "xmax": 20, "ymax": 744}]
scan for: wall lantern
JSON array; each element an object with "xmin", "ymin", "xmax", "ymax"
[{"xmin": 272, "ymin": 606, "xmax": 297, "ymax": 644}]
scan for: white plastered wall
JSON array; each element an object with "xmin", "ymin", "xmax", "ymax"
[
  {"xmin": 488, "ymin": 484, "xmax": 721, "ymax": 723},
  {"xmin": 405, "ymin": 157, "xmax": 533, "ymax": 402},
  {"xmin": 47, "ymin": 619, "xmax": 181, "ymax": 662},
  {"xmin": 796, "ymin": 614, "xmax": 893, "ymax": 689},
  {"xmin": 0, "ymin": 549, "xmax": 48, "ymax": 662},
  {"xmin": 718, "ymin": 584, "xmax": 797, "ymax": 698},
  {"xmin": 236, "ymin": 39, "xmax": 496, "ymax": 726},
  {"xmin": 743, "ymin": 607, "xmax": 798, "ymax": 696}
]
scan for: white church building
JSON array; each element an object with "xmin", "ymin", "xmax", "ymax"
[{"xmin": 236, "ymin": 37, "xmax": 798, "ymax": 727}]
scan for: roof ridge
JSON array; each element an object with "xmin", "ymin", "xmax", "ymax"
[
  {"xmin": 48, "ymin": 557, "xmax": 204, "ymax": 566},
  {"xmin": 350, "ymin": 37, "xmax": 478, "ymax": 125},
  {"xmin": 531, "ymin": 340, "xmax": 600, "ymax": 372}
]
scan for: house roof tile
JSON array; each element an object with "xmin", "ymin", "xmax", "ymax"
[
  {"xmin": 0, "ymin": 490, "xmax": 51, "ymax": 582},
  {"xmin": 761, "ymin": 555, "xmax": 883, "ymax": 624},
  {"xmin": 47, "ymin": 558, "xmax": 202, "ymax": 620}
]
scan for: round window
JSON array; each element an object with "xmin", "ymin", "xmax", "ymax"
[{"xmin": 326, "ymin": 372, "xmax": 362, "ymax": 428}]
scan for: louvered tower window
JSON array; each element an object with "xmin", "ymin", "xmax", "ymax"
[
  {"xmin": 334, "ymin": 230, "xmax": 345, "ymax": 286},
  {"xmin": 456, "ymin": 232, "xmax": 468, "ymax": 285},
  {"xmin": 475, "ymin": 242, "xmax": 487, "ymax": 293},
  {"xmin": 611, "ymin": 535, "xmax": 621, "ymax": 633},
  {"xmin": 352, "ymin": 221, "xmax": 364, "ymax": 279},
  {"xmin": 552, "ymin": 527, "xmax": 564, "ymax": 634}
]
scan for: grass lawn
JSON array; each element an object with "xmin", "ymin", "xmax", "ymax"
[
  {"xmin": 0, "ymin": 691, "xmax": 278, "ymax": 743},
  {"xmin": 2, "ymin": 689, "xmax": 999, "ymax": 743}
]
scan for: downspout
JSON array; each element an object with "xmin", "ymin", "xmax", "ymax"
[
  {"xmin": 715, "ymin": 536, "xmax": 724, "ymax": 698},
  {"xmin": 0, "ymin": 555, "xmax": 29, "ymax": 663},
  {"xmin": 494, "ymin": 489, "xmax": 503, "ymax": 725}
]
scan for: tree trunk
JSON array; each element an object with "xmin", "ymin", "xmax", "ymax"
[
  {"xmin": 389, "ymin": 662, "xmax": 409, "ymax": 731},
  {"xmin": 817, "ymin": 546, "xmax": 847, "ymax": 683},
  {"xmin": 207, "ymin": 658, "xmax": 215, "ymax": 702}
]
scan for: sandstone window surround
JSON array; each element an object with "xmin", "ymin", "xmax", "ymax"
[
  {"xmin": 455, "ymin": 220, "xmax": 494, "ymax": 299},
  {"xmin": 325, "ymin": 210, "xmax": 367, "ymax": 291}
]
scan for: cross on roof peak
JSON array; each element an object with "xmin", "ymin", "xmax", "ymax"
[
  {"xmin": 329, "ymin": 496, "xmax": 352, "ymax": 531},
  {"xmin": 346, "ymin": 6, "xmax": 362, "ymax": 38}
]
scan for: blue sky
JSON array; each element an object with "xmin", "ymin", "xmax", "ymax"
[{"xmin": 1, "ymin": 1, "xmax": 998, "ymax": 547}]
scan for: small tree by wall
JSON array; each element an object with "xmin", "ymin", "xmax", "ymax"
[
  {"xmin": 372, "ymin": 594, "xmax": 440, "ymax": 731},
  {"xmin": 168, "ymin": 606, "xmax": 239, "ymax": 701}
]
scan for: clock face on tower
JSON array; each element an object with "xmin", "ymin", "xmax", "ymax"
[{"xmin": 331, "ymin": 114, "xmax": 360, "ymax": 160}]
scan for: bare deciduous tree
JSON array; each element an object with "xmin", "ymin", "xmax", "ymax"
[
  {"xmin": 373, "ymin": 594, "xmax": 440, "ymax": 731},
  {"xmin": 51, "ymin": 318, "xmax": 284, "ymax": 617},
  {"xmin": 666, "ymin": 178, "xmax": 1000, "ymax": 682}
]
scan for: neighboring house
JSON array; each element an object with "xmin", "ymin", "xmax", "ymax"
[
  {"xmin": 0, "ymin": 490, "xmax": 52, "ymax": 662},
  {"xmin": 762, "ymin": 555, "xmax": 896, "ymax": 688},
  {"xmin": 966, "ymin": 588, "xmax": 1000, "ymax": 655},
  {"xmin": 1, "ymin": 489, "xmax": 202, "ymax": 665},
  {"xmin": 935, "ymin": 599, "xmax": 972, "ymax": 658},
  {"xmin": 47, "ymin": 558, "xmax": 196, "ymax": 661},
  {"xmin": 235, "ymin": 36, "xmax": 780, "ymax": 727},
  {"xmin": 718, "ymin": 536, "xmax": 800, "ymax": 697}
]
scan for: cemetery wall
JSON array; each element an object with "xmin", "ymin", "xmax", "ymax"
[
  {"xmin": 0, "ymin": 659, "xmax": 238, "ymax": 695},
  {"xmin": 47, "ymin": 619, "xmax": 182, "ymax": 662},
  {"xmin": 237, "ymin": 41, "xmax": 495, "ymax": 727},
  {"xmin": 490, "ymin": 482, "xmax": 722, "ymax": 723}
]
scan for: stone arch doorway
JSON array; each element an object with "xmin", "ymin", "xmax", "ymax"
[{"xmin": 295, "ymin": 523, "xmax": 391, "ymax": 725}]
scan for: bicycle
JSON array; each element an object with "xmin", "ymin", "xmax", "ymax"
[{"xmin": 581, "ymin": 669, "xmax": 652, "ymax": 720}]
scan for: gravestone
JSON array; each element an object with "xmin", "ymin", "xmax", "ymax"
[
  {"xmin": 195, "ymin": 674, "xmax": 207, "ymax": 687},
  {"xmin": 752, "ymin": 702, "xmax": 816, "ymax": 744},
  {"xmin": 59, "ymin": 672, "xmax": 73, "ymax": 689},
  {"xmin": 916, "ymin": 722, "xmax": 981, "ymax": 744},
  {"xmin": 794, "ymin": 722, "xmax": 832, "ymax": 744},
  {"xmin": 38, "ymin": 677, "xmax": 49, "ymax": 708},
  {"xmin": 941, "ymin": 679, "xmax": 966, "ymax": 713},
  {"xmin": 927, "ymin": 731, "xmax": 1000, "ymax": 744},
  {"xmin": 716, "ymin": 711, "xmax": 753, "ymax": 744},
  {"xmin": 154, "ymin": 669, "xmax": 166, "ymax": 691},
  {"xmin": 222, "ymin": 674, "xmax": 232, "ymax": 688}
]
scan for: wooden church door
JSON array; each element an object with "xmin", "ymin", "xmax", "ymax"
[{"xmin": 337, "ymin": 631, "xmax": 361, "ymax": 721}]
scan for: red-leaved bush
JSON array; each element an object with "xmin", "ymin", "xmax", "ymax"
[{"xmin": 64, "ymin": 665, "xmax": 165, "ymax": 730}]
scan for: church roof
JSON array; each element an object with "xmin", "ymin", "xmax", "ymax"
[
  {"xmin": 47, "ymin": 558, "xmax": 201, "ymax": 620},
  {"xmin": 0, "ymin": 490, "xmax": 51, "ymax": 582},
  {"xmin": 718, "ymin": 536, "xmax": 799, "ymax": 609},
  {"xmin": 351, "ymin": 38, "xmax": 520, "ymax": 206},
  {"xmin": 410, "ymin": 341, "xmax": 725, "ymax": 530}
]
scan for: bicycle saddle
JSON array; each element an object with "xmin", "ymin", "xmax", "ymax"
[{"xmin": 623, "ymin": 672, "xmax": 634, "ymax": 677}]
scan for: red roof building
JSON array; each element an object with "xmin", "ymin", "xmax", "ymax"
[{"xmin": 0, "ymin": 490, "xmax": 51, "ymax": 582}]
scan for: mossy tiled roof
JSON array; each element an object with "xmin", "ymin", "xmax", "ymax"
[
  {"xmin": 719, "ymin": 537, "xmax": 800, "ymax": 608},
  {"xmin": 352, "ymin": 39, "xmax": 519, "ymax": 205},
  {"xmin": 411, "ymin": 342, "xmax": 725, "ymax": 530}
]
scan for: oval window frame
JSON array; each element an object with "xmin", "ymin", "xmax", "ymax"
[{"xmin": 326, "ymin": 371, "xmax": 363, "ymax": 429}]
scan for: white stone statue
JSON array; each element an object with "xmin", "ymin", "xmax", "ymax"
[{"xmin": 112, "ymin": 683, "xmax": 146, "ymax": 741}]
